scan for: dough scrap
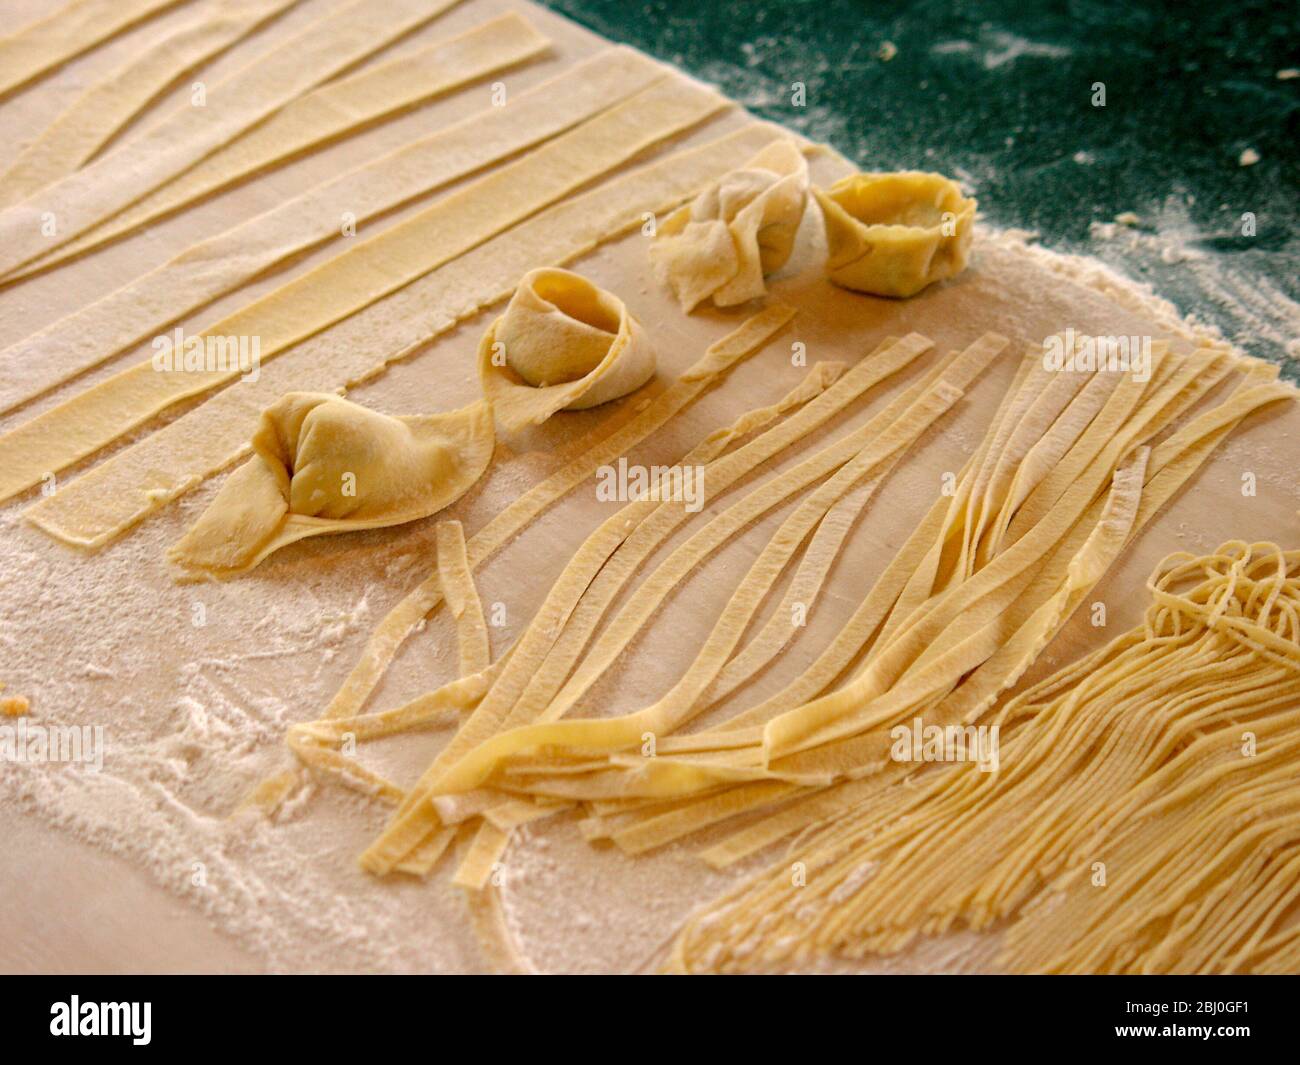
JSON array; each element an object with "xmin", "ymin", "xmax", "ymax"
[
  {"xmin": 0, "ymin": 680, "xmax": 29, "ymax": 717},
  {"xmin": 650, "ymin": 138, "xmax": 809, "ymax": 311},
  {"xmin": 0, "ymin": 0, "xmax": 297, "ymax": 209},
  {"xmin": 480, "ymin": 268, "xmax": 656, "ymax": 433},
  {"xmin": 21, "ymin": 125, "xmax": 789, "ymax": 547},
  {"xmin": 168, "ymin": 394, "xmax": 494, "ymax": 580},
  {"xmin": 814, "ymin": 171, "xmax": 976, "ymax": 297}
]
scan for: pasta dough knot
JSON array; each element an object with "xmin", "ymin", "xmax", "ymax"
[
  {"xmin": 169, "ymin": 392, "xmax": 494, "ymax": 580},
  {"xmin": 813, "ymin": 171, "xmax": 976, "ymax": 298},
  {"xmin": 479, "ymin": 267, "xmax": 656, "ymax": 433},
  {"xmin": 650, "ymin": 138, "xmax": 809, "ymax": 312}
]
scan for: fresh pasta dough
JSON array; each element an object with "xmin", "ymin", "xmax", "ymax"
[
  {"xmin": 0, "ymin": 0, "xmax": 180, "ymax": 99},
  {"xmin": 670, "ymin": 542, "xmax": 1300, "ymax": 974},
  {"xmin": 0, "ymin": 45, "xmax": 651, "ymax": 416},
  {"xmin": 814, "ymin": 171, "xmax": 976, "ymax": 297},
  {"xmin": 0, "ymin": 75, "xmax": 727, "ymax": 508},
  {"xmin": 22, "ymin": 124, "xmax": 788, "ymax": 549},
  {"xmin": 13, "ymin": 9, "xmax": 551, "ymax": 276},
  {"xmin": 169, "ymin": 394, "xmax": 494, "ymax": 580},
  {"xmin": 0, "ymin": 0, "xmax": 457, "ymax": 279},
  {"xmin": 420, "ymin": 344, "xmax": 1286, "ymax": 830},
  {"xmin": 0, "ymin": 0, "xmax": 297, "ymax": 209},
  {"xmin": 650, "ymin": 139, "xmax": 808, "ymax": 311},
  {"xmin": 479, "ymin": 268, "xmax": 656, "ymax": 433}
]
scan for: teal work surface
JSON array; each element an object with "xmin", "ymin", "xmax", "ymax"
[{"xmin": 541, "ymin": 0, "xmax": 1300, "ymax": 370}]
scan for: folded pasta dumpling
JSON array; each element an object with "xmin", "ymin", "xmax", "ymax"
[
  {"xmin": 169, "ymin": 393, "xmax": 494, "ymax": 580},
  {"xmin": 480, "ymin": 267, "xmax": 656, "ymax": 433},
  {"xmin": 814, "ymin": 171, "xmax": 976, "ymax": 298},
  {"xmin": 649, "ymin": 138, "xmax": 809, "ymax": 312}
]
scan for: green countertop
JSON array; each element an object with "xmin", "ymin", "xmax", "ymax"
[{"xmin": 541, "ymin": 0, "xmax": 1299, "ymax": 371}]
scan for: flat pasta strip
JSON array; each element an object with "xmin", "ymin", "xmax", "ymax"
[
  {"xmin": 698, "ymin": 776, "xmax": 905, "ymax": 868},
  {"xmin": 0, "ymin": 0, "xmax": 297, "ymax": 209},
  {"xmin": 392, "ymin": 826, "xmax": 458, "ymax": 879},
  {"xmin": 465, "ymin": 884, "xmax": 534, "ymax": 973},
  {"xmin": 21, "ymin": 124, "xmax": 792, "ymax": 547},
  {"xmin": 451, "ymin": 821, "xmax": 511, "ymax": 890},
  {"xmin": 0, "ymin": 0, "xmax": 181, "ymax": 99},
  {"xmin": 454, "ymin": 800, "xmax": 571, "ymax": 889},
  {"xmin": 0, "ymin": 0, "xmax": 458, "ymax": 277},
  {"xmin": 2, "ymin": 76, "xmax": 730, "ymax": 508},
  {"xmin": 285, "ymin": 668, "xmax": 496, "ymax": 801},
  {"xmin": 438, "ymin": 521, "xmax": 490, "ymax": 677},
  {"xmin": 612, "ymin": 780, "xmax": 803, "ymax": 855},
  {"xmin": 13, "ymin": 9, "xmax": 556, "ymax": 274}
]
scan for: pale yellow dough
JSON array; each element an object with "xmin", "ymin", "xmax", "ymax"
[
  {"xmin": 0, "ymin": 0, "xmax": 180, "ymax": 99},
  {"xmin": 22, "ymin": 124, "xmax": 786, "ymax": 549},
  {"xmin": 479, "ymin": 268, "xmax": 656, "ymax": 433},
  {"xmin": 650, "ymin": 139, "xmax": 809, "ymax": 311},
  {"xmin": 0, "ymin": 0, "xmax": 298, "ymax": 209},
  {"xmin": 168, "ymin": 394, "xmax": 494, "ymax": 580},
  {"xmin": 814, "ymin": 171, "xmax": 976, "ymax": 297}
]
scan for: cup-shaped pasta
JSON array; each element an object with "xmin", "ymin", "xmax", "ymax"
[
  {"xmin": 169, "ymin": 393, "xmax": 494, "ymax": 580},
  {"xmin": 480, "ymin": 268, "xmax": 656, "ymax": 433},
  {"xmin": 650, "ymin": 138, "xmax": 809, "ymax": 312},
  {"xmin": 814, "ymin": 171, "xmax": 975, "ymax": 298}
]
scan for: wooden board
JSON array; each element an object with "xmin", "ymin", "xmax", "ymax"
[{"xmin": 0, "ymin": 0, "xmax": 1296, "ymax": 973}]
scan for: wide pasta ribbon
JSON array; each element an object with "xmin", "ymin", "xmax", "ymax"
[
  {"xmin": 169, "ymin": 393, "xmax": 494, "ymax": 580},
  {"xmin": 650, "ymin": 138, "xmax": 809, "ymax": 311}
]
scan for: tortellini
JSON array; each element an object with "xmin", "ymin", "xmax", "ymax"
[
  {"xmin": 649, "ymin": 138, "xmax": 809, "ymax": 312},
  {"xmin": 169, "ymin": 392, "xmax": 494, "ymax": 579},
  {"xmin": 814, "ymin": 171, "xmax": 976, "ymax": 298},
  {"xmin": 479, "ymin": 267, "xmax": 656, "ymax": 433}
]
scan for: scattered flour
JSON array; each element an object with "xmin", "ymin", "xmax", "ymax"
[{"xmin": 932, "ymin": 30, "xmax": 1071, "ymax": 70}]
